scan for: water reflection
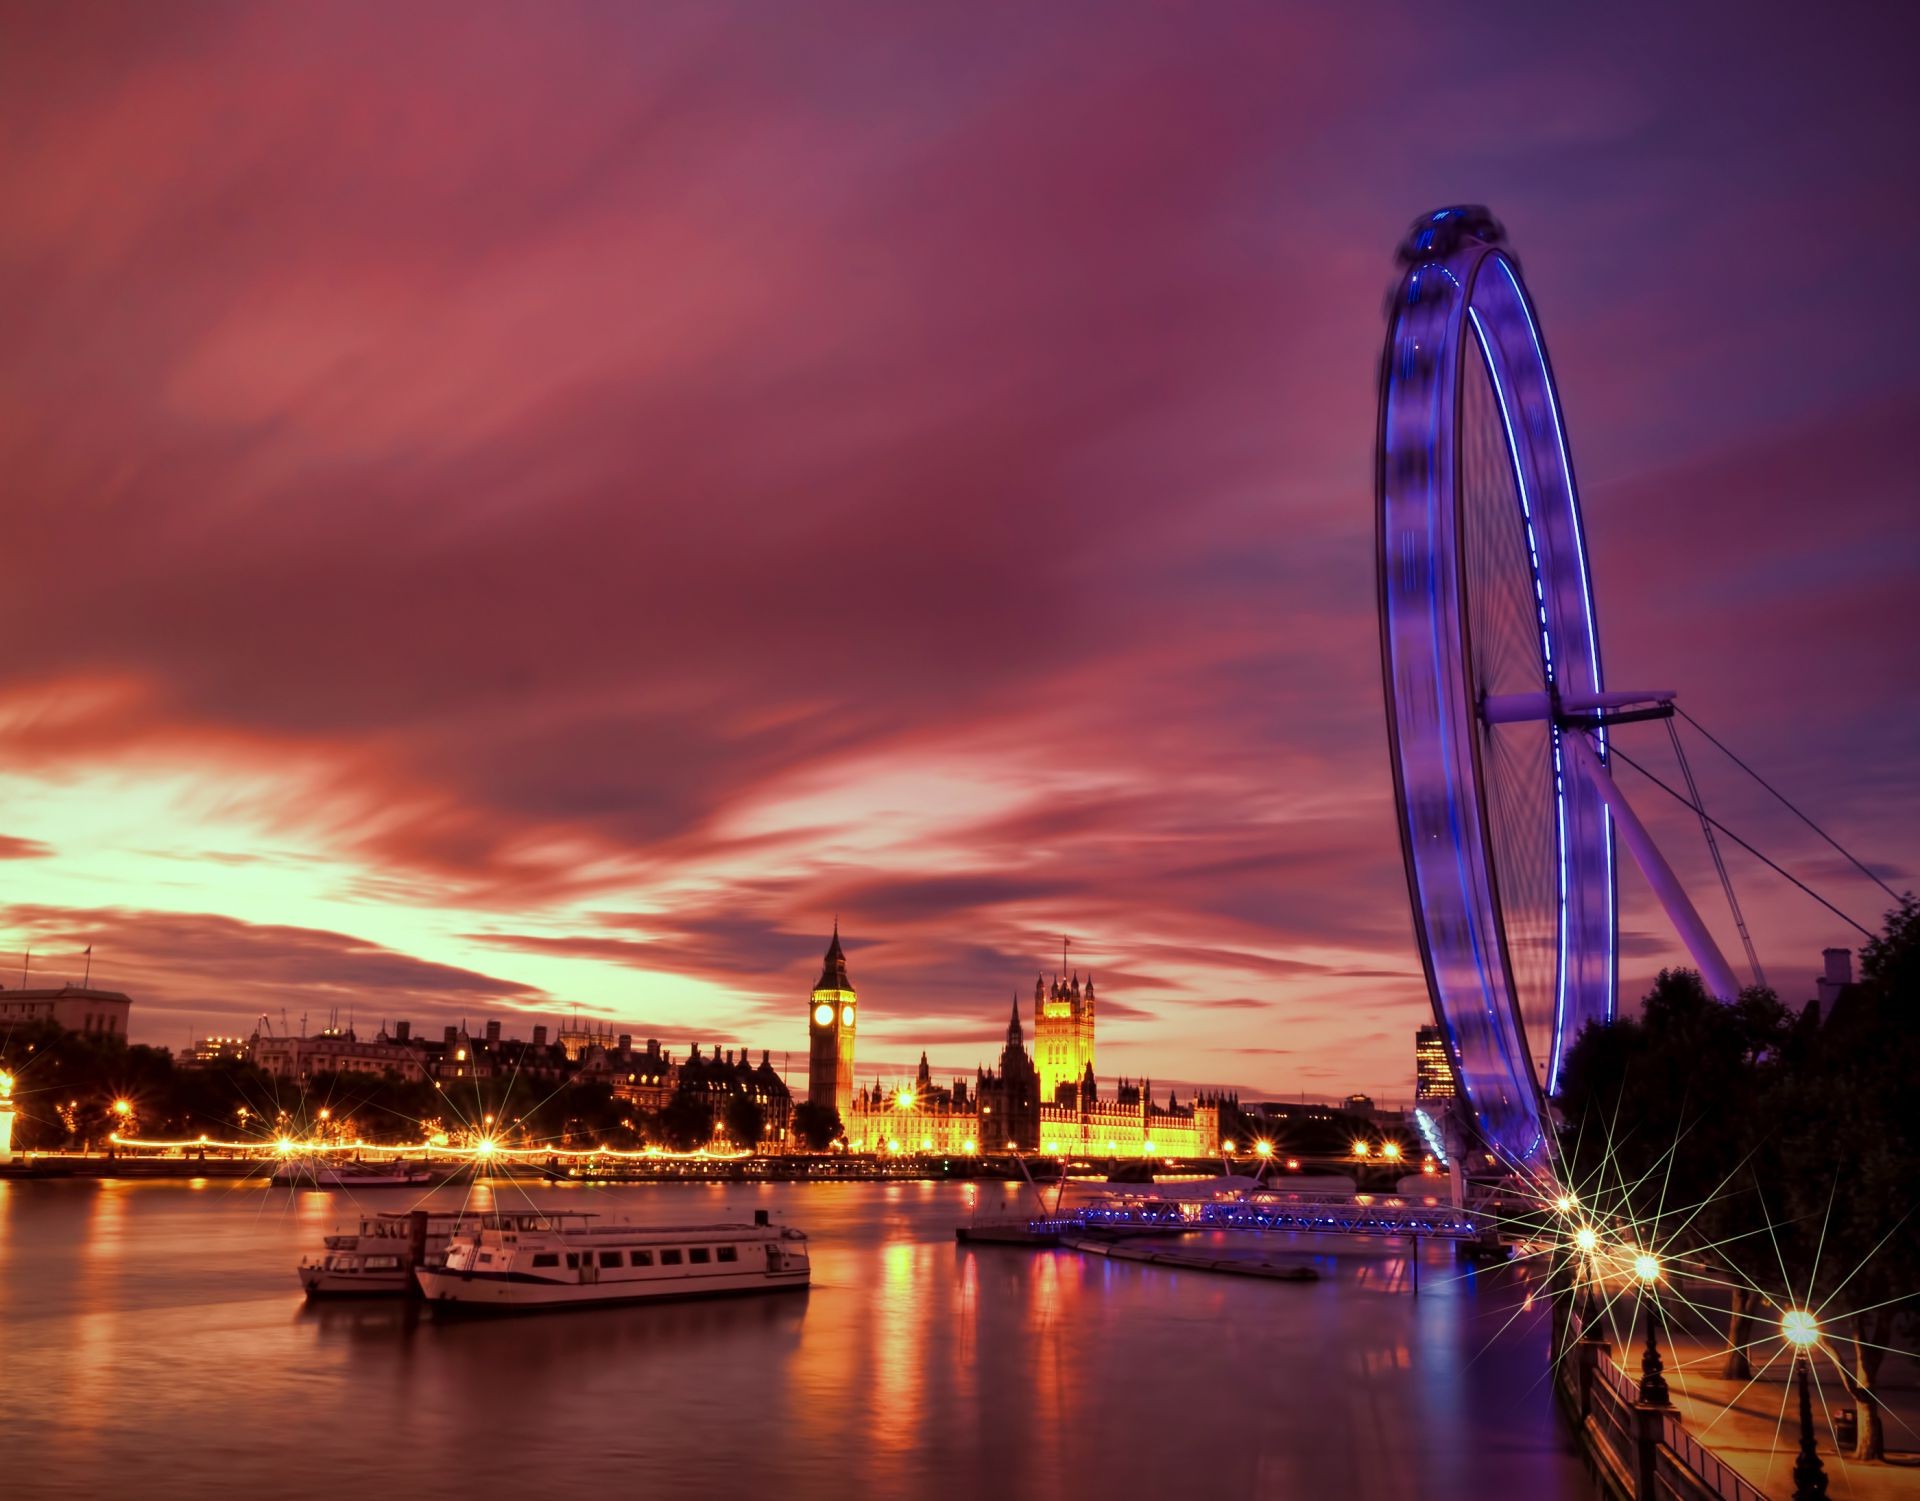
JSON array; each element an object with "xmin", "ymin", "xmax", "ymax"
[{"xmin": 2, "ymin": 1181, "xmax": 1587, "ymax": 1501}]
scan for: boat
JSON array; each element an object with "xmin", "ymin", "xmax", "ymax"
[
  {"xmin": 297, "ymin": 1207, "xmax": 597, "ymax": 1297},
  {"xmin": 272, "ymin": 1154, "xmax": 438, "ymax": 1189},
  {"xmin": 416, "ymin": 1209, "xmax": 810, "ymax": 1313}
]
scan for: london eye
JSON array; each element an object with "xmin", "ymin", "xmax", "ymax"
[{"xmin": 1378, "ymin": 207, "xmax": 1627, "ymax": 1170}]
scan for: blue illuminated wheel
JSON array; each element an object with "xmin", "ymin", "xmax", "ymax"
[{"xmin": 1376, "ymin": 207, "xmax": 1616, "ymax": 1169}]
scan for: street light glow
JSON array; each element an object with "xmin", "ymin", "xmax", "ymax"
[
  {"xmin": 1554, "ymin": 1194, "xmax": 1575, "ymax": 1214},
  {"xmin": 1781, "ymin": 1309, "xmax": 1819, "ymax": 1348},
  {"xmin": 1382, "ymin": 1141, "xmax": 1401, "ymax": 1161},
  {"xmin": 1574, "ymin": 1226, "xmax": 1598, "ymax": 1254},
  {"xmin": 1634, "ymin": 1252, "xmax": 1661, "ymax": 1285},
  {"xmin": 112, "ymin": 1099, "xmax": 133, "ymax": 1117},
  {"xmin": 1255, "ymin": 1140, "xmax": 1273, "ymax": 1158},
  {"xmin": 1352, "ymin": 1139, "xmax": 1370, "ymax": 1158}
]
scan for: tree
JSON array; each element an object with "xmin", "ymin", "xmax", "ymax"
[
  {"xmin": 790, "ymin": 1101, "xmax": 843, "ymax": 1152},
  {"xmin": 659, "ymin": 1089, "xmax": 715, "ymax": 1151},
  {"xmin": 721, "ymin": 1094, "xmax": 764, "ymax": 1151},
  {"xmin": 1768, "ymin": 897, "xmax": 1920, "ymax": 1460}
]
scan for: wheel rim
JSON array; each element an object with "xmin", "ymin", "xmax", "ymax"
[{"xmin": 1377, "ymin": 208, "xmax": 1616, "ymax": 1168}]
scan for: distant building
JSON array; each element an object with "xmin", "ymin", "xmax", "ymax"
[
  {"xmin": 1344, "ymin": 1093, "xmax": 1375, "ymax": 1118},
  {"xmin": 1034, "ymin": 970, "xmax": 1096, "ymax": 1102},
  {"xmin": 180, "ymin": 1035, "xmax": 251, "ymax": 1068},
  {"xmin": 807, "ymin": 925, "xmax": 858, "ymax": 1119},
  {"xmin": 0, "ymin": 985, "xmax": 132, "ymax": 1038},
  {"xmin": 253, "ymin": 1028, "xmax": 431, "ymax": 1083},
  {"xmin": 812, "ymin": 926, "xmax": 1228, "ymax": 1158},
  {"xmin": 1414, "ymin": 1025, "xmax": 1456, "ymax": 1103}
]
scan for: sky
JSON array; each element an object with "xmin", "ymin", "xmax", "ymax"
[{"xmin": 2, "ymin": 3, "xmax": 1916, "ymax": 1102}]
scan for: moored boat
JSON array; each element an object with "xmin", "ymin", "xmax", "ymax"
[
  {"xmin": 298, "ymin": 1207, "xmax": 597, "ymax": 1297},
  {"xmin": 272, "ymin": 1154, "xmax": 438, "ymax": 1189},
  {"xmin": 416, "ymin": 1209, "xmax": 810, "ymax": 1313}
]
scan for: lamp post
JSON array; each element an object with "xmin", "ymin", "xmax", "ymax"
[
  {"xmin": 1783, "ymin": 1310, "xmax": 1829, "ymax": 1501},
  {"xmin": 1634, "ymin": 1253, "xmax": 1669, "ymax": 1406}
]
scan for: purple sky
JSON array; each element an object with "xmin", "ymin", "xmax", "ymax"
[{"xmin": 2, "ymin": 4, "xmax": 1916, "ymax": 1101}]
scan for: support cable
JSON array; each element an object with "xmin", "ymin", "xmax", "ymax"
[
  {"xmin": 1675, "ymin": 707, "xmax": 1901, "ymax": 904},
  {"xmin": 1604, "ymin": 744, "xmax": 1874, "ymax": 940},
  {"xmin": 1666, "ymin": 718, "xmax": 1766, "ymax": 988}
]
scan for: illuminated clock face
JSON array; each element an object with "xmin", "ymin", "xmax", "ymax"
[
  {"xmin": 841, "ymin": 1004, "xmax": 855, "ymax": 1027},
  {"xmin": 813, "ymin": 1003, "xmax": 833, "ymax": 1027}
]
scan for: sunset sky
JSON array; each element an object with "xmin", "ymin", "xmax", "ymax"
[{"xmin": 2, "ymin": 4, "xmax": 1915, "ymax": 1101}]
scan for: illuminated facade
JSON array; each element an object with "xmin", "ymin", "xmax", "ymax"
[
  {"xmin": 839, "ymin": 994, "xmax": 1226, "ymax": 1160},
  {"xmin": 1414, "ymin": 1024, "xmax": 1456, "ymax": 1102},
  {"xmin": 1034, "ymin": 971, "xmax": 1096, "ymax": 1101},
  {"xmin": 806, "ymin": 924, "xmax": 857, "ymax": 1119}
]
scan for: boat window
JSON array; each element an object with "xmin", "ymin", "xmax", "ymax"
[
  {"xmin": 716, "ymin": 1246, "xmax": 738, "ymax": 1263},
  {"xmin": 688, "ymin": 1248, "xmax": 711, "ymax": 1265},
  {"xmin": 365, "ymin": 1256, "xmax": 401, "ymax": 1271},
  {"xmin": 532, "ymin": 1253, "xmax": 559, "ymax": 1268},
  {"xmin": 598, "ymin": 1251, "xmax": 623, "ymax": 1269},
  {"xmin": 477, "ymin": 1253, "xmax": 494, "ymax": 1265},
  {"xmin": 659, "ymin": 1249, "xmax": 683, "ymax": 1266},
  {"xmin": 630, "ymin": 1250, "xmax": 654, "ymax": 1267},
  {"xmin": 566, "ymin": 1253, "xmax": 581, "ymax": 1269}
]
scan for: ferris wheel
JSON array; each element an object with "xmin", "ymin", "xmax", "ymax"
[{"xmin": 1375, "ymin": 207, "xmax": 1741, "ymax": 1170}]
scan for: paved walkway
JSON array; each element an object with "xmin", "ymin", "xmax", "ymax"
[{"xmin": 1590, "ymin": 1292, "xmax": 1920, "ymax": 1500}]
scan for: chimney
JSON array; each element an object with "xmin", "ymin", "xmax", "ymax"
[
  {"xmin": 617, "ymin": 1034, "xmax": 631, "ymax": 1056},
  {"xmin": 485, "ymin": 1019, "xmax": 502, "ymax": 1047},
  {"xmin": 394, "ymin": 1020, "xmax": 411, "ymax": 1043},
  {"xmin": 1817, "ymin": 947, "xmax": 1854, "ymax": 1005},
  {"xmin": 647, "ymin": 1038, "xmax": 660, "ymax": 1058},
  {"xmin": 443, "ymin": 1025, "xmax": 459, "ymax": 1047},
  {"xmin": 532, "ymin": 1024, "xmax": 548, "ymax": 1048}
]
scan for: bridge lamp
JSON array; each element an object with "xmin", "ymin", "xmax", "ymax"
[
  {"xmin": 1382, "ymin": 1142, "xmax": 1402, "ymax": 1162},
  {"xmin": 920, "ymin": 1138, "xmax": 933, "ymax": 1152},
  {"xmin": 1255, "ymin": 1140, "xmax": 1273, "ymax": 1158},
  {"xmin": 1286, "ymin": 1158, "xmax": 1301, "ymax": 1171},
  {"xmin": 1352, "ymin": 1139, "xmax": 1370, "ymax": 1158},
  {"xmin": 1223, "ymin": 1141, "xmax": 1236, "ymax": 1154},
  {"xmin": 473, "ymin": 1137, "xmax": 497, "ymax": 1158},
  {"xmin": 1781, "ymin": 1309, "xmax": 1818, "ymax": 1349},
  {"xmin": 962, "ymin": 1139, "xmax": 976, "ymax": 1155}
]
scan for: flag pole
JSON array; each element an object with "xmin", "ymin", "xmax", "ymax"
[{"xmin": 83, "ymin": 946, "xmax": 93, "ymax": 987}]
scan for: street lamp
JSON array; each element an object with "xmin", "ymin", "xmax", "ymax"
[
  {"xmin": 1782, "ymin": 1310, "xmax": 1829, "ymax": 1501},
  {"xmin": 1634, "ymin": 1252, "xmax": 1668, "ymax": 1406}
]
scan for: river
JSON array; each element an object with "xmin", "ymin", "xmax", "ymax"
[{"xmin": 0, "ymin": 1177, "xmax": 1590, "ymax": 1499}]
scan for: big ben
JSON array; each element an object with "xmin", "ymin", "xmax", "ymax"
[{"xmin": 807, "ymin": 922, "xmax": 857, "ymax": 1118}]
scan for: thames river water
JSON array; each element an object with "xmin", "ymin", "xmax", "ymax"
[{"xmin": 0, "ymin": 1177, "xmax": 1589, "ymax": 1500}]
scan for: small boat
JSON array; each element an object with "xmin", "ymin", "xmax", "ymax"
[
  {"xmin": 297, "ymin": 1208, "xmax": 596, "ymax": 1297},
  {"xmin": 416, "ymin": 1209, "xmax": 810, "ymax": 1313},
  {"xmin": 272, "ymin": 1155, "xmax": 437, "ymax": 1189}
]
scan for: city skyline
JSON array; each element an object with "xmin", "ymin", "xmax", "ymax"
[{"xmin": 3, "ymin": 5, "xmax": 1916, "ymax": 1101}]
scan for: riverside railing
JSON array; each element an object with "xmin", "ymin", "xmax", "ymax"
[{"xmin": 1559, "ymin": 1311, "xmax": 1771, "ymax": 1501}]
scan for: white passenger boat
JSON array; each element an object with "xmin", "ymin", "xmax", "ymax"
[
  {"xmin": 298, "ymin": 1208, "xmax": 597, "ymax": 1297},
  {"xmin": 416, "ymin": 1210, "xmax": 810, "ymax": 1313},
  {"xmin": 272, "ymin": 1154, "xmax": 437, "ymax": 1189}
]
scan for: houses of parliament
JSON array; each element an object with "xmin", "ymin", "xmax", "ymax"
[{"xmin": 804, "ymin": 926, "xmax": 1227, "ymax": 1158}]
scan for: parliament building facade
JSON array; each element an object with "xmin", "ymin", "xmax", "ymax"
[{"xmin": 805, "ymin": 929, "xmax": 1227, "ymax": 1159}]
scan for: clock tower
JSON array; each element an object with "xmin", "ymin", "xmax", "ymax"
[{"xmin": 807, "ymin": 922, "xmax": 857, "ymax": 1118}]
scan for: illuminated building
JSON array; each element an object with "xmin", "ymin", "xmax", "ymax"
[
  {"xmin": 837, "ymin": 992, "xmax": 1227, "ymax": 1159},
  {"xmin": 0, "ymin": 984, "xmax": 132, "ymax": 1038},
  {"xmin": 806, "ymin": 924, "xmax": 858, "ymax": 1119},
  {"xmin": 180, "ymin": 1035, "xmax": 250, "ymax": 1068},
  {"xmin": 1034, "ymin": 970, "xmax": 1096, "ymax": 1102},
  {"xmin": 253, "ymin": 1028, "xmax": 431, "ymax": 1083},
  {"xmin": 1414, "ymin": 1024, "xmax": 1456, "ymax": 1103}
]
